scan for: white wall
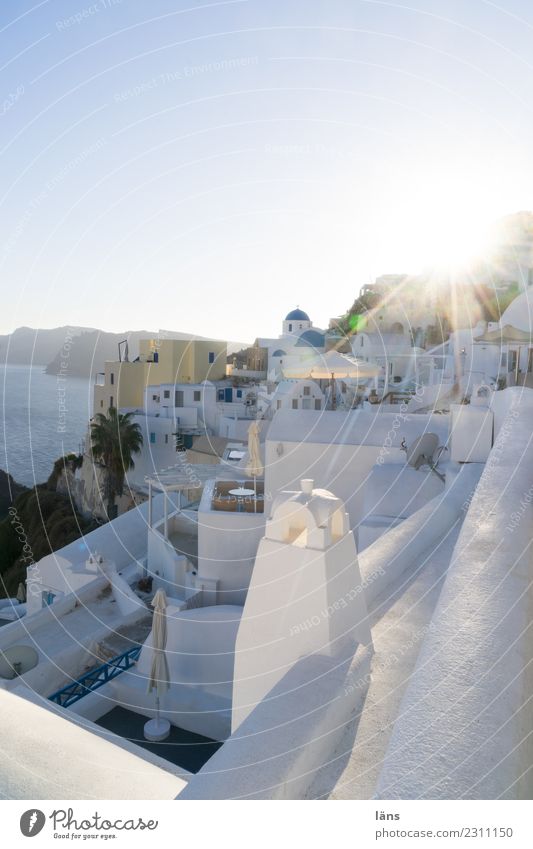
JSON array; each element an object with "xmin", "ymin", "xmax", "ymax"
[
  {"xmin": 111, "ymin": 604, "xmax": 242, "ymax": 740},
  {"xmin": 197, "ymin": 481, "xmax": 266, "ymax": 605},
  {"xmin": 25, "ymin": 492, "xmax": 178, "ymax": 615},
  {"xmin": 123, "ymin": 415, "xmax": 177, "ymax": 486},
  {"xmin": 232, "ymin": 487, "xmax": 371, "ymax": 733},
  {"xmin": 266, "ymin": 441, "xmax": 391, "ymax": 530},
  {"xmin": 375, "ymin": 388, "xmax": 533, "ymax": 799},
  {"xmin": 147, "ymin": 512, "xmax": 195, "ymax": 599},
  {"xmin": 265, "ymin": 410, "xmax": 450, "ymax": 530},
  {"xmin": 178, "ymin": 646, "xmax": 372, "ymax": 799}
]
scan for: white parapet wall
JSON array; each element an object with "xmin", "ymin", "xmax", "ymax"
[
  {"xmin": 177, "ymin": 644, "xmax": 372, "ymax": 800},
  {"xmin": 359, "ymin": 462, "xmax": 484, "ymax": 611},
  {"xmin": 0, "ymin": 688, "xmax": 186, "ymax": 799},
  {"xmin": 25, "ymin": 492, "xmax": 178, "ymax": 615},
  {"xmin": 375, "ymin": 388, "xmax": 533, "ymax": 799}
]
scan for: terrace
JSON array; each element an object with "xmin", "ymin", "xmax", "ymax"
[{"xmin": 211, "ymin": 479, "xmax": 265, "ymax": 513}]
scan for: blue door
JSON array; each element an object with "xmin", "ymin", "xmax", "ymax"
[{"xmin": 224, "ymin": 387, "xmax": 233, "ymax": 402}]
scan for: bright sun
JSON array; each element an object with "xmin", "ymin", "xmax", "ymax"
[
  {"xmin": 373, "ymin": 171, "xmax": 500, "ymax": 276},
  {"xmin": 416, "ymin": 210, "xmax": 492, "ymax": 271}
]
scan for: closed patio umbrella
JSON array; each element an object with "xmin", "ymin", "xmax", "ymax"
[
  {"xmin": 246, "ymin": 419, "xmax": 263, "ymax": 512},
  {"xmin": 144, "ymin": 589, "xmax": 171, "ymax": 741},
  {"xmin": 16, "ymin": 583, "xmax": 26, "ymax": 603}
]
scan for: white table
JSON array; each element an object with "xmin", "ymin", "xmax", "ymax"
[{"xmin": 228, "ymin": 488, "xmax": 256, "ymax": 497}]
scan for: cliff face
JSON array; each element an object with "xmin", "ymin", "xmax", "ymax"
[
  {"xmin": 0, "ymin": 469, "xmax": 27, "ymax": 520},
  {"xmin": 55, "ymin": 454, "xmax": 144, "ymax": 522},
  {"xmin": 0, "ymin": 471, "xmax": 97, "ymax": 598}
]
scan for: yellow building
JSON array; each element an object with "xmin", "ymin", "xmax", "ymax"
[{"xmin": 93, "ymin": 338, "xmax": 227, "ymax": 415}]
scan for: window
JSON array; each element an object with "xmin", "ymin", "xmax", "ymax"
[
  {"xmin": 315, "ymin": 399, "xmax": 321, "ymax": 410},
  {"xmin": 175, "ymin": 390, "xmax": 184, "ymax": 407},
  {"xmin": 288, "ymin": 323, "xmax": 292, "ymax": 332},
  {"xmin": 218, "ymin": 389, "xmax": 225, "ymax": 401},
  {"xmin": 193, "ymin": 390, "xmax": 201, "ymax": 402},
  {"xmin": 303, "ymin": 386, "xmax": 310, "ymax": 396},
  {"xmin": 150, "ymin": 432, "xmax": 156, "ymax": 444},
  {"xmin": 164, "ymin": 390, "xmax": 170, "ymax": 399},
  {"xmin": 100, "ymin": 400, "xmax": 103, "ymax": 408},
  {"xmin": 109, "ymin": 396, "xmax": 114, "ymax": 408},
  {"xmin": 165, "ymin": 434, "xmax": 169, "ymax": 444},
  {"xmin": 110, "ymin": 373, "xmax": 114, "ymax": 385},
  {"xmin": 208, "ymin": 351, "xmax": 215, "ymax": 364},
  {"xmin": 292, "ymin": 399, "xmax": 298, "ymax": 409},
  {"xmin": 236, "ymin": 389, "xmax": 242, "ymax": 399}
]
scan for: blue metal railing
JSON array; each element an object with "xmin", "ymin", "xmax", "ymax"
[{"xmin": 49, "ymin": 645, "xmax": 141, "ymax": 708}]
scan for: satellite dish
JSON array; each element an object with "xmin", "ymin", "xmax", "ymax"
[
  {"xmin": 405, "ymin": 433, "xmax": 439, "ymax": 470},
  {"xmin": 0, "ymin": 645, "xmax": 39, "ymax": 679}
]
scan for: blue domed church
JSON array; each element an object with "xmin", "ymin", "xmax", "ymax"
[{"xmin": 250, "ymin": 307, "xmax": 326, "ymax": 380}]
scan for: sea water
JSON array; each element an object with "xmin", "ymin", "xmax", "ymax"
[{"xmin": 0, "ymin": 364, "xmax": 93, "ymax": 486}]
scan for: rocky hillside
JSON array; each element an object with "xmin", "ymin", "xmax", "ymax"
[{"xmin": 0, "ymin": 325, "xmax": 94, "ymax": 366}]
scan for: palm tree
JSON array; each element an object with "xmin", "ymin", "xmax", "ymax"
[{"xmin": 90, "ymin": 407, "xmax": 143, "ymax": 519}]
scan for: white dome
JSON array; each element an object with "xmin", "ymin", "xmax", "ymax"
[{"xmin": 500, "ymin": 287, "xmax": 533, "ymax": 333}]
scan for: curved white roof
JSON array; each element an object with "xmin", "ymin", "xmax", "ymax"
[
  {"xmin": 500, "ymin": 287, "xmax": 533, "ymax": 333},
  {"xmin": 0, "ymin": 688, "xmax": 186, "ymax": 799}
]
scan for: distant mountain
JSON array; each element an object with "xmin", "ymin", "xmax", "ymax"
[
  {"xmin": 0, "ymin": 325, "xmax": 248, "ymax": 378},
  {"xmin": 44, "ymin": 329, "xmax": 155, "ymax": 378},
  {"xmin": 0, "ymin": 325, "xmax": 95, "ymax": 366},
  {"xmin": 45, "ymin": 329, "xmax": 247, "ymax": 377}
]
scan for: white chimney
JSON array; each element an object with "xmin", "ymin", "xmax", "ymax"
[{"xmin": 301, "ymin": 478, "xmax": 314, "ymax": 495}]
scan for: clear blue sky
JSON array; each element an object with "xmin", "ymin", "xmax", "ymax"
[{"xmin": 1, "ymin": 0, "xmax": 532, "ymax": 341}]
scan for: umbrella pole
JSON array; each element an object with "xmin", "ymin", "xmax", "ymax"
[
  {"xmin": 155, "ymin": 695, "xmax": 160, "ymax": 724},
  {"xmin": 331, "ymin": 372, "xmax": 336, "ymax": 410},
  {"xmin": 254, "ymin": 475, "xmax": 257, "ymax": 512}
]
